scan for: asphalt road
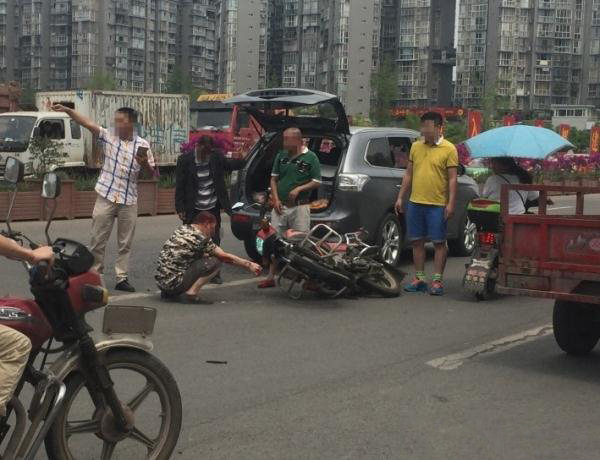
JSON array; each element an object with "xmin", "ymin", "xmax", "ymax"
[{"xmin": 3, "ymin": 194, "xmax": 600, "ymax": 460}]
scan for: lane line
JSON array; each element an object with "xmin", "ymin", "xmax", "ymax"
[
  {"xmin": 110, "ymin": 277, "xmax": 265, "ymax": 303},
  {"xmin": 548, "ymin": 206, "xmax": 573, "ymax": 211},
  {"xmin": 426, "ymin": 324, "xmax": 553, "ymax": 371}
]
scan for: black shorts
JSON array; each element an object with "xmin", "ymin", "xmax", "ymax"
[{"xmin": 162, "ymin": 256, "xmax": 222, "ymax": 297}]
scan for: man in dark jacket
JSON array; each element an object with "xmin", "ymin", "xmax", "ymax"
[{"xmin": 175, "ymin": 135, "xmax": 245, "ymax": 284}]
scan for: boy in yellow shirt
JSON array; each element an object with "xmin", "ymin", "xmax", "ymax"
[{"xmin": 395, "ymin": 112, "xmax": 458, "ymax": 296}]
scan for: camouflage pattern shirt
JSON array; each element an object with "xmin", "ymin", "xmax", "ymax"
[{"xmin": 155, "ymin": 225, "xmax": 217, "ymax": 291}]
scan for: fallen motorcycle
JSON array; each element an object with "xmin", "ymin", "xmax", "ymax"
[
  {"xmin": 0, "ymin": 157, "xmax": 182, "ymax": 460},
  {"xmin": 234, "ymin": 195, "xmax": 405, "ymax": 300}
]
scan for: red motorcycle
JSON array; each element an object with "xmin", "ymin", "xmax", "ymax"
[{"xmin": 0, "ymin": 157, "xmax": 181, "ymax": 460}]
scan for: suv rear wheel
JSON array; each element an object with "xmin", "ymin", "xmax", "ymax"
[
  {"xmin": 377, "ymin": 213, "xmax": 403, "ymax": 266},
  {"xmin": 448, "ymin": 212, "xmax": 476, "ymax": 257}
]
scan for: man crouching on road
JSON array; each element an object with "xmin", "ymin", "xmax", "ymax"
[{"xmin": 155, "ymin": 212, "xmax": 262, "ymax": 304}]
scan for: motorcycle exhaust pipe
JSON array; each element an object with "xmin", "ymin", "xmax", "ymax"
[{"xmin": 288, "ymin": 253, "xmax": 353, "ymax": 289}]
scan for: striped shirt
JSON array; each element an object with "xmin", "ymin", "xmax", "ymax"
[
  {"xmin": 194, "ymin": 157, "xmax": 217, "ymax": 211},
  {"xmin": 95, "ymin": 128, "xmax": 156, "ymax": 206}
]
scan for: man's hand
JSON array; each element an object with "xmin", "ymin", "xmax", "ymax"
[
  {"xmin": 395, "ymin": 198, "xmax": 404, "ymax": 215},
  {"xmin": 444, "ymin": 203, "xmax": 455, "ymax": 220},
  {"xmin": 273, "ymin": 198, "xmax": 283, "ymax": 215},
  {"xmin": 30, "ymin": 246, "xmax": 54, "ymax": 264},
  {"xmin": 136, "ymin": 148, "xmax": 149, "ymax": 166},
  {"xmin": 51, "ymin": 104, "xmax": 70, "ymax": 113},
  {"xmin": 247, "ymin": 261, "xmax": 262, "ymax": 276},
  {"xmin": 287, "ymin": 188, "xmax": 300, "ymax": 205}
]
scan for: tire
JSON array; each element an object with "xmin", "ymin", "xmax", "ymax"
[
  {"xmin": 377, "ymin": 213, "xmax": 404, "ymax": 266},
  {"xmin": 553, "ymin": 301, "xmax": 600, "ymax": 355},
  {"xmin": 448, "ymin": 212, "xmax": 477, "ymax": 257},
  {"xmin": 359, "ymin": 266, "xmax": 401, "ymax": 298},
  {"xmin": 244, "ymin": 235, "xmax": 262, "ymax": 263},
  {"xmin": 45, "ymin": 349, "xmax": 182, "ymax": 460}
]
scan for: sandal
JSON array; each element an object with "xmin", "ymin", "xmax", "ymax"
[
  {"xmin": 258, "ymin": 279, "xmax": 276, "ymax": 289},
  {"xmin": 178, "ymin": 294, "xmax": 214, "ymax": 305}
]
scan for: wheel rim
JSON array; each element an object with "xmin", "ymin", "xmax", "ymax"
[
  {"xmin": 381, "ymin": 220, "xmax": 401, "ymax": 265},
  {"xmin": 463, "ymin": 217, "xmax": 477, "ymax": 254},
  {"xmin": 58, "ymin": 361, "xmax": 173, "ymax": 460}
]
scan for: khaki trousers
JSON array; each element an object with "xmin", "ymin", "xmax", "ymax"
[
  {"xmin": 91, "ymin": 195, "xmax": 138, "ymax": 283},
  {"xmin": 271, "ymin": 204, "xmax": 311, "ymax": 236},
  {"xmin": 0, "ymin": 325, "xmax": 31, "ymax": 416}
]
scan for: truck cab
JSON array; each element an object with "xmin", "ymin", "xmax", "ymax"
[{"xmin": 0, "ymin": 112, "xmax": 85, "ymax": 175}]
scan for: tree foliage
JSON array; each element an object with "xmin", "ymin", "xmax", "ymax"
[
  {"xmin": 370, "ymin": 58, "xmax": 398, "ymax": 126},
  {"xmin": 444, "ymin": 121, "xmax": 467, "ymax": 145},
  {"xmin": 166, "ymin": 65, "xmax": 208, "ymax": 102},
  {"xmin": 87, "ymin": 72, "xmax": 117, "ymax": 91},
  {"xmin": 28, "ymin": 136, "xmax": 67, "ymax": 179}
]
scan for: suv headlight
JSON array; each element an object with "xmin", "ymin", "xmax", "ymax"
[{"xmin": 338, "ymin": 173, "xmax": 370, "ymax": 192}]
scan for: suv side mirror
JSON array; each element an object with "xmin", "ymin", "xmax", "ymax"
[
  {"xmin": 42, "ymin": 172, "xmax": 61, "ymax": 199},
  {"xmin": 32, "ymin": 126, "xmax": 41, "ymax": 138},
  {"xmin": 4, "ymin": 157, "xmax": 24, "ymax": 185}
]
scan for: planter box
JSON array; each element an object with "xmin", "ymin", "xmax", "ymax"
[
  {"xmin": 581, "ymin": 178, "xmax": 600, "ymax": 188},
  {"xmin": 157, "ymin": 188, "xmax": 176, "ymax": 214},
  {"xmin": 73, "ymin": 191, "xmax": 97, "ymax": 218},
  {"xmin": 138, "ymin": 181, "xmax": 158, "ymax": 216},
  {"xmin": 0, "ymin": 190, "xmax": 42, "ymax": 221}
]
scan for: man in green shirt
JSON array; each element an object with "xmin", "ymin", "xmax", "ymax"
[{"xmin": 259, "ymin": 127, "xmax": 321, "ymax": 288}]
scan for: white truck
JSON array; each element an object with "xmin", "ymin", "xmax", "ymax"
[{"xmin": 0, "ymin": 90, "xmax": 189, "ymax": 174}]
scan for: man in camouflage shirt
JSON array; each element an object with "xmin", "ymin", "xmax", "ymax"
[{"xmin": 156, "ymin": 212, "xmax": 261, "ymax": 304}]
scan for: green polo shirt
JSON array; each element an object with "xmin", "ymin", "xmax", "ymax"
[{"xmin": 271, "ymin": 148, "xmax": 321, "ymax": 204}]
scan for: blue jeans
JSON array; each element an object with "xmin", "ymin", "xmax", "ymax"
[{"xmin": 406, "ymin": 201, "xmax": 447, "ymax": 243}]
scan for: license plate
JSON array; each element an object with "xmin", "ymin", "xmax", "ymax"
[
  {"xmin": 256, "ymin": 237, "xmax": 265, "ymax": 256},
  {"xmin": 102, "ymin": 305, "xmax": 156, "ymax": 335}
]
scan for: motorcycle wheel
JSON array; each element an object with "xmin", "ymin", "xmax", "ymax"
[
  {"xmin": 358, "ymin": 266, "xmax": 401, "ymax": 298},
  {"xmin": 45, "ymin": 349, "xmax": 182, "ymax": 460}
]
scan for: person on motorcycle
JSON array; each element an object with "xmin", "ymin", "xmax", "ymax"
[
  {"xmin": 482, "ymin": 157, "xmax": 539, "ymax": 214},
  {"xmin": 0, "ymin": 235, "xmax": 54, "ymax": 417},
  {"xmin": 155, "ymin": 212, "xmax": 262, "ymax": 304}
]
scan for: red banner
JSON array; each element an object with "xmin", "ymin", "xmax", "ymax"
[
  {"xmin": 467, "ymin": 110, "xmax": 483, "ymax": 138},
  {"xmin": 559, "ymin": 124, "xmax": 571, "ymax": 139},
  {"xmin": 590, "ymin": 125, "xmax": 600, "ymax": 154},
  {"xmin": 503, "ymin": 115, "xmax": 516, "ymax": 126},
  {"xmin": 534, "ymin": 119, "xmax": 545, "ymax": 128}
]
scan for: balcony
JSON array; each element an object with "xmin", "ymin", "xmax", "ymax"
[{"xmin": 431, "ymin": 48, "xmax": 456, "ymax": 66}]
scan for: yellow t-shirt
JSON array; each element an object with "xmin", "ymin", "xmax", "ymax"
[{"xmin": 409, "ymin": 138, "xmax": 459, "ymax": 206}]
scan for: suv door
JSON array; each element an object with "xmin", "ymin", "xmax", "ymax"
[{"xmin": 360, "ymin": 137, "xmax": 400, "ymax": 250}]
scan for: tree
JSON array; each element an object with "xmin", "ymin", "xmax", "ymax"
[
  {"xmin": 445, "ymin": 121, "xmax": 467, "ymax": 145},
  {"xmin": 87, "ymin": 72, "xmax": 117, "ymax": 91},
  {"xmin": 568, "ymin": 128, "xmax": 591, "ymax": 153},
  {"xmin": 370, "ymin": 58, "xmax": 398, "ymax": 127},
  {"xmin": 166, "ymin": 65, "xmax": 209, "ymax": 102},
  {"xmin": 27, "ymin": 136, "xmax": 67, "ymax": 179},
  {"xmin": 404, "ymin": 114, "xmax": 421, "ymax": 131},
  {"xmin": 481, "ymin": 86, "xmax": 497, "ymax": 130},
  {"xmin": 351, "ymin": 114, "xmax": 373, "ymax": 127}
]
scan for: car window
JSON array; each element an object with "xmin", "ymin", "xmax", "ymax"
[
  {"xmin": 389, "ymin": 137, "xmax": 412, "ymax": 169},
  {"xmin": 70, "ymin": 120, "xmax": 81, "ymax": 139},
  {"xmin": 39, "ymin": 119, "xmax": 65, "ymax": 140},
  {"xmin": 365, "ymin": 138, "xmax": 393, "ymax": 168}
]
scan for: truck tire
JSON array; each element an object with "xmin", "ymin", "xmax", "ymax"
[{"xmin": 553, "ymin": 300, "xmax": 600, "ymax": 355}]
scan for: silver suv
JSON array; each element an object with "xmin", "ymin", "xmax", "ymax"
[{"xmin": 227, "ymin": 89, "xmax": 479, "ymax": 265}]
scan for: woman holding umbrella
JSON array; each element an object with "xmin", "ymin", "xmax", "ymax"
[{"xmin": 481, "ymin": 157, "xmax": 539, "ymax": 214}]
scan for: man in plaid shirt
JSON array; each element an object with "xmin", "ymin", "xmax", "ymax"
[{"xmin": 52, "ymin": 104, "xmax": 156, "ymax": 292}]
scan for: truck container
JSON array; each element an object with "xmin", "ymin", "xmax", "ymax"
[{"xmin": 0, "ymin": 90, "xmax": 189, "ymax": 174}]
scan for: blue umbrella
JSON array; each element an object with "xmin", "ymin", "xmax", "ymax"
[{"xmin": 465, "ymin": 125, "xmax": 574, "ymax": 159}]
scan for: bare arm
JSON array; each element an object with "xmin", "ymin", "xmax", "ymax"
[
  {"xmin": 51, "ymin": 104, "xmax": 102, "ymax": 135},
  {"xmin": 0, "ymin": 235, "xmax": 53, "ymax": 264},
  {"xmin": 395, "ymin": 161, "xmax": 413, "ymax": 214},
  {"xmin": 446, "ymin": 167, "xmax": 458, "ymax": 219},
  {"xmin": 212, "ymin": 246, "xmax": 261, "ymax": 275}
]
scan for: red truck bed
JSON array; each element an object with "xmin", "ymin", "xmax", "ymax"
[{"xmin": 497, "ymin": 184, "xmax": 600, "ymax": 305}]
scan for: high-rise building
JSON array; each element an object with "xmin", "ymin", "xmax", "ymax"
[
  {"xmin": 216, "ymin": 0, "xmax": 268, "ymax": 94},
  {"xmin": 0, "ymin": 0, "xmax": 19, "ymax": 83},
  {"xmin": 178, "ymin": 0, "xmax": 218, "ymax": 91},
  {"xmin": 396, "ymin": 0, "xmax": 456, "ymax": 107},
  {"xmin": 455, "ymin": 0, "xmax": 600, "ymax": 113}
]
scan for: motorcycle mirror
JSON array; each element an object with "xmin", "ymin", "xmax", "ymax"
[
  {"xmin": 41, "ymin": 172, "xmax": 61, "ymax": 244},
  {"xmin": 41, "ymin": 172, "xmax": 61, "ymax": 199},
  {"xmin": 232, "ymin": 202, "xmax": 244, "ymax": 212},
  {"xmin": 4, "ymin": 156, "xmax": 24, "ymax": 185},
  {"xmin": 458, "ymin": 164, "xmax": 466, "ymax": 176}
]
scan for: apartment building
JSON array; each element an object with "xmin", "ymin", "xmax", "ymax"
[
  {"xmin": 455, "ymin": 0, "xmax": 600, "ymax": 113},
  {"xmin": 0, "ymin": 0, "xmax": 19, "ymax": 83},
  {"xmin": 179, "ymin": 0, "xmax": 218, "ymax": 91},
  {"xmin": 395, "ymin": 0, "xmax": 456, "ymax": 107},
  {"xmin": 216, "ymin": 0, "xmax": 268, "ymax": 94}
]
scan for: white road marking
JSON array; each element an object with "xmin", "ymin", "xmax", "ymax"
[
  {"xmin": 548, "ymin": 206, "xmax": 573, "ymax": 211},
  {"xmin": 110, "ymin": 277, "xmax": 265, "ymax": 303},
  {"xmin": 426, "ymin": 324, "xmax": 553, "ymax": 371}
]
